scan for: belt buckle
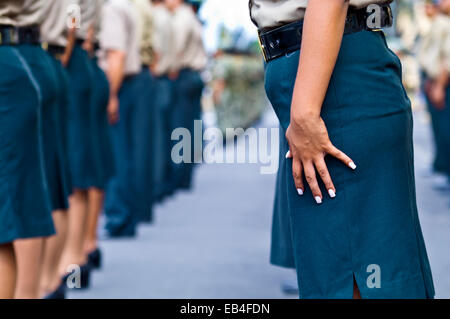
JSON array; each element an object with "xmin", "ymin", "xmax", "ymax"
[
  {"xmin": 257, "ymin": 33, "xmax": 268, "ymax": 63},
  {"xmin": 10, "ymin": 28, "xmax": 19, "ymax": 44}
]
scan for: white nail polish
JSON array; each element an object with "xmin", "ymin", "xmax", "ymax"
[
  {"xmin": 328, "ymin": 189, "xmax": 336, "ymax": 198},
  {"xmin": 349, "ymin": 162, "xmax": 357, "ymax": 170},
  {"xmin": 285, "ymin": 150, "xmax": 291, "ymax": 159},
  {"xmin": 315, "ymin": 196, "xmax": 322, "ymax": 204},
  {"xmin": 297, "ymin": 189, "xmax": 304, "ymax": 196}
]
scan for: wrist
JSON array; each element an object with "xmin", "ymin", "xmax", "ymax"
[{"xmin": 291, "ymin": 105, "xmax": 321, "ymax": 123}]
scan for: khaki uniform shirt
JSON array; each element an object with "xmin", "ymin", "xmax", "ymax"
[
  {"xmin": 170, "ymin": 4, "xmax": 207, "ymax": 72},
  {"xmin": 152, "ymin": 4, "xmax": 173, "ymax": 76},
  {"xmin": 249, "ymin": 0, "xmax": 393, "ymax": 30},
  {"xmin": 77, "ymin": 0, "xmax": 98, "ymax": 39},
  {"xmin": 41, "ymin": 0, "xmax": 79, "ymax": 47},
  {"xmin": 419, "ymin": 14, "xmax": 450, "ymax": 80},
  {"xmin": 93, "ymin": 0, "xmax": 105, "ymax": 42},
  {"xmin": 0, "ymin": 0, "xmax": 46, "ymax": 27},
  {"xmin": 130, "ymin": 0, "xmax": 154, "ymax": 66},
  {"xmin": 99, "ymin": 0, "xmax": 141, "ymax": 76}
]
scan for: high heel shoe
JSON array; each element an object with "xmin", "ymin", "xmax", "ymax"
[
  {"xmin": 87, "ymin": 248, "xmax": 102, "ymax": 270},
  {"xmin": 43, "ymin": 282, "xmax": 66, "ymax": 299}
]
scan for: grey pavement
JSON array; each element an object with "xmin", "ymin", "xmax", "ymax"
[{"xmin": 69, "ymin": 109, "xmax": 450, "ymax": 299}]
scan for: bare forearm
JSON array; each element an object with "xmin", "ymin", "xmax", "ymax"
[
  {"xmin": 61, "ymin": 27, "xmax": 76, "ymax": 66},
  {"xmin": 106, "ymin": 51, "xmax": 126, "ymax": 97},
  {"xmin": 291, "ymin": 0, "xmax": 349, "ymax": 120},
  {"xmin": 436, "ymin": 67, "xmax": 449, "ymax": 88}
]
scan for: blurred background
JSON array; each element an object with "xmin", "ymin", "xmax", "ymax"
[{"xmin": 71, "ymin": 0, "xmax": 450, "ymax": 299}]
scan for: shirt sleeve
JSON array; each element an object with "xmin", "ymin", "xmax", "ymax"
[{"xmin": 99, "ymin": 3, "xmax": 128, "ymax": 52}]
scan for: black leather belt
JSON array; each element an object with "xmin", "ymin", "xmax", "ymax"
[
  {"xmin": 0, "ymin": 25, "xmax": 41, "ymax": 45},
  {"xmin": 46, "ymin": 44, "xmax": 66, "ymax": 59},
  {"xmin": 258, "ymin": 5, "xmax": 393, "ymax": 62},
  {"xmin": 75, "ymin": 38, "xmax": 85, "ymax": 46}
]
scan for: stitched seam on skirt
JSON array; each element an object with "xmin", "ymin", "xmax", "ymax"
[
  {"xmin": 329, "ymin": 77, "xmax": 357, "ymax": 297},
  {"xmin": 11, "ymin": 48, "xmax": 52, "ymax": 214}
]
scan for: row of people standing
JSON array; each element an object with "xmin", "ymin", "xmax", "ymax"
[
  {"xmin": 0, "ymin": 0, "xmax": 207, "ymax": 299},
  {"xmin": 419, "ymin": 0, "xmax": 450, "ymax": 191}
]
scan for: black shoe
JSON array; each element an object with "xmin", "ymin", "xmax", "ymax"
[
  {"xmin": 79, "ymin": 263, "xmax": 92, "ymax": 289},
  {"xmin": 281, "ymin": 280, "xmax": 299, "ymax": 296},
  {"xmin": 100, "ymin": 228, "xmax": 136, "ymax": 240},
  {"xmin": 43, "ymin": 283, "xmax": 66, "ymax": 299},
  {"xmin": 88, "ymin": 248, "xmax": 102, "ymax": 270},
  {"xmin": 62, "ymin": 263, "xmax": 92, "ymax": 290}
]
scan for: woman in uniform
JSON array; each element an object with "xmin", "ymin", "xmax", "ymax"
[
  {"xmin": 251, "ymin": 0, "xmax": 435, "ymax": 298},
  {"xmin": 151, "ymin": 0, "xmax": 175, "ymax": 202},
  {"xmin": 39, "ymin": 0, "xmax": 77, "ymax": 299},
  {"xmin": 82, "ymin": 0, "xmax": 112, "ymax": 271},
  {"xmin": 58, "ymin": 0, "xmax": 97, "ymax": 288},
  {"xmin": 419, "ymin": 0, "xmax": 450, "ymax": 189},
  {"xmin": 0, "ymin": 0, "xmax": 56, "ymax": 299},
  {"xmin": 166, "ymin": 0, "xmax": 207, "ymax": 191}
]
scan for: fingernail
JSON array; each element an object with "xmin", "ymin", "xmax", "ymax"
[
  {"xmin": 297, "ymin": 189, "xmax": 304, "ymax": 196},
  {"xmin": 315, "ymin": 196, "xmax": 322, "ymax": 204},
  {"xmin": 285, "ymin": 150, "xmax": 291, "ymax": 159},
  {"xmin": 349, "ymin": 162, "xmax": 357, "ymax": 170},
  {"xmin": 328, "ymin": 189, "xmax": 336, "ymax": 198}
]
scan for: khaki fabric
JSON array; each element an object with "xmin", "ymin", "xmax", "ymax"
[
  {"xmin": 170, "ymin": 4, "xmax": 207, "ymax": 72},
  {"xmin": 77, "ymin": 0, "xmax": 97, "ymax": 39},
  {"xmin": 0, "ymin": 0, "xmax": 46, "ymax": 27},
  {"xmin": 41, "ymin": 0, "xmax": 79, "ymax": 46},
  {"xmin": 152, "ymin": 4, "xmax": 173, "ymax": 75},
  {"xmin": 249, "ymin": 0, "xmax": 393, "ymax": 30},
  {"xmin": 93, "ymin": 0, "xmax": 106, "ymax": 40},
  {"xmin": 419, "ymin": 14, "xmax": 450, "ymax": 80},
  {"xmin": 99, "ymin": 0, "xmax": 141, "ymax": 76},
  {"xmin": 130, "ymin": 0, "xmax": 154, "ymax": 66}
]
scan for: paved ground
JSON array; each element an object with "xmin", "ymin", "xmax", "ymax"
[{"xmin": 70, "ymin": 109, "xmax": 450, "ymax": 299}]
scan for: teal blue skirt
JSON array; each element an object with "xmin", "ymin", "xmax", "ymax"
[
  {"xmin": 0, "ymin": 45, "xmax": 55, "ymax": 243},
  {"xmin": 66, "ymin": 45, "xmax": 96, "ymax": 189},
  {"xmin": 50, "ymin": 56, "xmax": 73, "ymax": 202},
  {"xmin": 17, "ymin": 45, "xmax": 72, "ymax": 211},
  {"xmin": 89, "ymin": 57, "xmax": 114, "ymax": 190},
  {"xmin": 265, "ymin": 31, "xmax": 435, "ymax": 299}
]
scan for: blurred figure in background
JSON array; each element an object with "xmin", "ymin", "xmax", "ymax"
[
  {"xmin": 130, "ymin": 0, "xmax": 156, "ymax": 224},
  {"xmin": 82, "ymin": 0, "xmax": 113, "ymax": 273},
  {"xmin": 0, "ymin": 0, "xmax": 56, "ymax": 299},
  {"xmin": 151, "ymin": 0, "xmax": 175, "ymax": 202},
  {"xmin": 166, "ymin": 0, "xmax": 207, "ymax": 191},
  {"xmin": 419, "ymin": 0, "xmax": 450, "ymax": 190},
  {"xmin": 39, "ymin": 0, "xmax": 77, "ymax": 299},
  {"xmin": 102, "ymin": 0, "xmax": 153, "ymax": 237}
]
